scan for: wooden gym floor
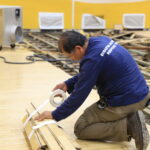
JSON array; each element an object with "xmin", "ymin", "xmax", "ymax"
[{"xmin": 0, "ymin": 47, "xmax": 150, "ymax": 150}]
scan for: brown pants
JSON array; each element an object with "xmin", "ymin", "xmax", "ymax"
[{"xmin": 74, "ymin": 92, "xmax": 150, "ymax": 142}]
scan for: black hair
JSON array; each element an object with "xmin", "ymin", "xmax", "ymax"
[{"xmin": 59, "ymin": 30, "xmax": 87, "ymax": 53}]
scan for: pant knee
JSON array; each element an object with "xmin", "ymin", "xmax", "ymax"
[
  {"xmin": 74, "ymin": 115, "xmax": 89, "ymax": 139},
  {"xmin": 74, "ymin": 126, "xmax": 87, "ymax": 140},
  {"xmin": 74, "ymin": 103, "xmax": 99, "ymax": 139}
]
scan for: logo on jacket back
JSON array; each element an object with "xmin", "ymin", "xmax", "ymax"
[{"xmin": 100, "ymin": 40, "xmax": 118, "ymax": 57}]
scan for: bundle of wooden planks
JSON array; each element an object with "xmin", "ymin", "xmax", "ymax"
[{"xmin": 22, "ymin": 103, "xmax": 81, "ymax": 150}]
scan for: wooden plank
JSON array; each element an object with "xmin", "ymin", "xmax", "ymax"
[
  {"xmin": 35, "ymin": 125, "xmax": 61, "ymax": 150},
  {"xmin": 128, "ymin": 49, "xmax": 146, "ymax": 56},
  {"xmin": 26, "ymin": 106, "xmax": 62, "ymax": 150},
  {"xmin": 110, "ymin": 32, "xmax": 134, "ymax": 39},
  {"xmin": 31, "ymin": 103, "xmax": 80, "ymax": 150},
  {"xmin": 118, "ymin": 37, "xmax": 150, "ymax": 45},
  {"xmin": 23, "ymin": 115, "xmax": 47, "ymax": 150},
  {"xmin": 28, "ymin": 33, "xmax": 58, "ymax": 49},
  {"xmin": 134, "ymin": 31, "xmax": 150, "ymax": 38},
  {"xmin": 139, "ymin": 67, "xmax": 150, "ymax": 79},
  {"xmin": 47, "ymin": 124, "xmax": 80, "ymax": 150},
  {"xmin": 45, "ymin": 34, "xmax": 59, "ymax": 41},
  {"xmin": 143, "ymin": 108, "xmax": 150, "ymax": 117},
  {"xmin": 124, "ymin": 46, "xmax": 150, "ymax": 51},
  {"xmin": 134, "ymin": 58, "xmax": 150, "ymax": 67}
]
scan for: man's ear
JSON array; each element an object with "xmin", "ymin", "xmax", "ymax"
[{"xmin": 75, "ymin": 45, "xmax": 83, "ymax": 52}]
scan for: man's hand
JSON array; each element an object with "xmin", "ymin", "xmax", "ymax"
[
  {"xmin": 34, "ymin": 111, "xmax": 53, "ymax": 121},
  {"xmin": 53, "ymin": 82, "xmax": 68, "ymax": 92}
]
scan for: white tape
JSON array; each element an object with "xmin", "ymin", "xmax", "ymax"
[
  {"xmin": 24, "ymin": 89, "xmax": 66, "ymax": 127},
  {"xmin": 49, "ymin": 89, "xmax": 66, "ymax": 107},
  {"xmin": 23, "ymin": 99, "xmax": 49, "ymax": 127},
  {"xmin": 33, "ymin": 120, "xmax": 57, "ymax": 130},
  {"xmin": 28, "ymin": 120, "xmax": 57, "ymax": 139},
  {"xmin": 28, "ymin": 130, "xmax": 34, "ymax": 140}
]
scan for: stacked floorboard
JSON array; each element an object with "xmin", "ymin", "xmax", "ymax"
[{"xmin": 23, "ymin": 103, "xmax": 81, "ymax": 150}]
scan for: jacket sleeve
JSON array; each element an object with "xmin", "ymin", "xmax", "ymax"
[
  {"xmin": 65, "ymin": 74, "xmax": 79, "ymax": 94},
  {"xmin": 52, "ymin": 59, "xmax": 103, "ymax": 121}
]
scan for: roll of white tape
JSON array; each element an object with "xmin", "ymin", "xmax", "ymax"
[
  {"xmin": 49, "ymin": 89, "xmax": 67, "ymax": 107},
  {"xmin": 24, "ymin": 90, "xmax": 67, "ymax": 127}
]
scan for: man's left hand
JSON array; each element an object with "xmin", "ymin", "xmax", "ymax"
[{"xmin": 34, "ymin": 111, "xmax": 53, "ymax": 121}]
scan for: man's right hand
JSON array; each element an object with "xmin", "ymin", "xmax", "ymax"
[{"xmin": 53, "ymin": 82, "xmax": 68, "ymax": 92}]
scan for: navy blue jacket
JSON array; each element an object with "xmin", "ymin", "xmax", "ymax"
[{"xmin": 52, "ymin": 36, "xmax": 149, "ymax": 121}]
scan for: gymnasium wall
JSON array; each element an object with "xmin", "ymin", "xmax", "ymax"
[{"xmin": 0, "ymin": 0, "xmax": 150, "ymax": 29}]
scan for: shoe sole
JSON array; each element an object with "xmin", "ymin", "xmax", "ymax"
[{"xmin": 137, "ymin": 111, "xmax": 149, "ymax": 150}]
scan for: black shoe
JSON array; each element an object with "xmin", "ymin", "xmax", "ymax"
[{"xmin": 127, "ymin": 111, "xmax": 149, "ymax": 150}]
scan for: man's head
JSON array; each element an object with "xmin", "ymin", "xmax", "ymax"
[{"xmin": 58, "ymin": 31, "xmax": 88, "ymax": 60}]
